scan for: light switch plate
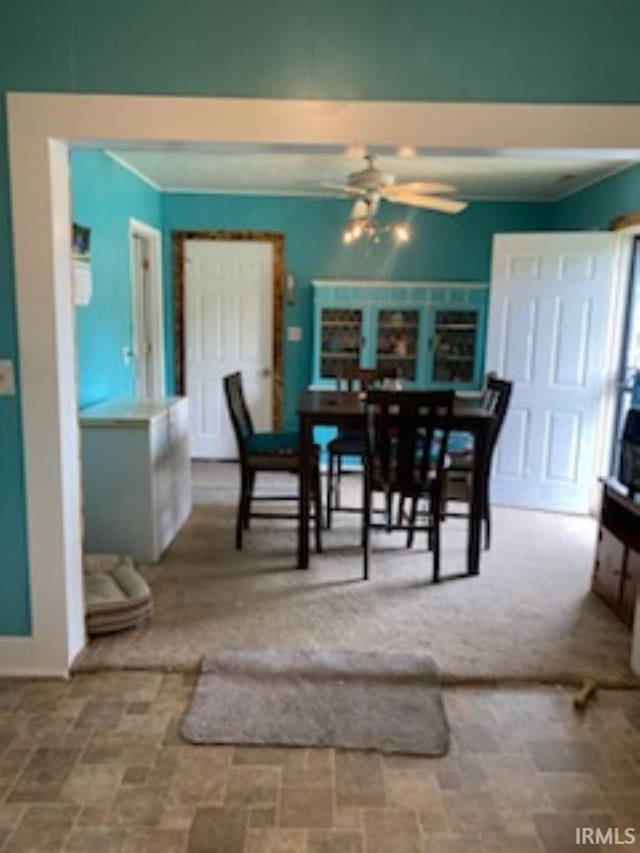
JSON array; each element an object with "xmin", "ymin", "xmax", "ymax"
[
  {"xmin": 287, "ymin": 326, "xmax": 303, "ymax": 342},
  {"xmin": 0, "ymin": 359, "xmax": 16, "ymax": 396}
]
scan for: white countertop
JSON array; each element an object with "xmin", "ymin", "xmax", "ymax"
[{"xmin": 79, "ymin": 397, "xmax": 187, "ymax": 426}]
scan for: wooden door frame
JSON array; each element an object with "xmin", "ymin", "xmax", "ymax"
[{"xmin": 173, "ymin": 230, "xmax": 285, "ymax": 430}]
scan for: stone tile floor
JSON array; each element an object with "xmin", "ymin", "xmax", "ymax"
[{"xmin": 0, "ymin": 672, "xmax": 639, "ymax": 852}]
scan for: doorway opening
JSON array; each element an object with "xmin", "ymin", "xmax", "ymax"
[
  {"xmin": 7, "ymin": 93, "xmax": 640, "ymax": 674},
  {"xmin": 130, "ymin": 219, "xmax": 165, "ymax": 399}
]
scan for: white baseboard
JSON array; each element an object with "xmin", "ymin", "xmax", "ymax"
[{"xmin": 0, "ymin": 636, "xmax": 70, "ymax": 678}]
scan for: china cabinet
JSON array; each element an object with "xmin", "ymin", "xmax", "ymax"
[{"xmin": 312, "ymin": 280, "xmax": 488, "ymax": 390}]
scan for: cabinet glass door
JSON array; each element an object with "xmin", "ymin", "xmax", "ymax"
[
  {"xmin": 320, "ymin": 308, "xmax": 363, "ymax": 379},
  {"xmin": 375, "ymin": 309, "xmax": 419, "ymax": 382},
  {"xmin": 432, "ymin": 309, "xmax": 478, "ymax": 384}
]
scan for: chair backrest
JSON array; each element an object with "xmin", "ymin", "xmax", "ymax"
[
  {"xmin": 481, "ymin": 371, "xmax": 498, "ymax": 407},
  {"xmin": 223, "ymin": 372, "xmax": 255, "ymax": 458},
  {"xmin": 364, "ymin": 390, "xmax": 455, "ymax": 494},
  {"xmin": 336, "ymin": 366, "xmax": 393, "ymax": 392},
  {"xmin": 484, "ymin": 374, "xmax": 513, "ymax": 461}
]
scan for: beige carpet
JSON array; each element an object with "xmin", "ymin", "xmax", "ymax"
[{"xmin": 73, "ymin": 462, "xmax": 637, "ymax": 686}]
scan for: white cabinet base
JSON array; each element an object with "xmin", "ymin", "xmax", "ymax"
[{"xmin": 80, "ymin": 397, "xmax": 192, "ymax": 562}]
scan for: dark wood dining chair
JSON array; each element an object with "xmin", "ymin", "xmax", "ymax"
[
  {"xmin": 326, "ymin": 365, "xmax": 394, "ymax": 528},
  {"xmin": 223, "ymin": 372, "xmax": 322, "ymax": 552},
  {"xmin": 444, "ymin": 374, "xmax": 513, "ymax": 549},
  {"xmin": 362, "ymin": 390, "xmax": 455, "ymax": 582}
]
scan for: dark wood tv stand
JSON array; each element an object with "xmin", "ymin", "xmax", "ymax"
[{"xmin": 592, "ymin": 477, "xmax": 640, "ymax": 626}]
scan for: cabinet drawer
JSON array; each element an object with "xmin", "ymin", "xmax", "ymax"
[
  {"xmin": 621, "ymin": 549, "xmax": 640, "ymax": 626},
  {"xmin": 592, "ymin": 527, "xmax": 625, "ymax": 607}
]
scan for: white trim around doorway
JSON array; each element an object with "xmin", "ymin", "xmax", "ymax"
[{"xmin": 6, "ymin": 93, "xmax": 640, "ymax": 675}]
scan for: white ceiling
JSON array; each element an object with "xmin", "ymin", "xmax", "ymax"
[{"xmin": 106, "ymin": 148, "xmax": 634, "ymax": 202}]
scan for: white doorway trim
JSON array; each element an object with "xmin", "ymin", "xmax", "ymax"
[
  {"xmin": 6, "ymin": 93, "xmax": 640, "ymax": 675},
  {"xmin": 129, "ymin": 217, "xmax": 165, "ymax": 398}
]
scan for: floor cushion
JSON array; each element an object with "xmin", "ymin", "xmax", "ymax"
[{"xmin": 84, "ymin": 553, "xmax": 153, "ymax": 635}]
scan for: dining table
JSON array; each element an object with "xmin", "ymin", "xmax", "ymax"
[{"xmin": 296, "ymin": 388, "xmax": 496, "ymax": 574}]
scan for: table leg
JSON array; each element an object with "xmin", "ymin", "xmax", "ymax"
[
  {"xmin": 467, "ymin": 425, "xmax": 487, "ymax": 576},
  {"xmin": 298, "ymin": 414, "xmax": 312, "ymax": 569}
]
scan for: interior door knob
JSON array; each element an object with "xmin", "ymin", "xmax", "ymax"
[{"xmin": 261, "ymin": 367, "xmax": 271, "ymax": 377}]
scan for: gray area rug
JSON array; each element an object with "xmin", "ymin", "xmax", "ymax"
[{"xmin": 181, "ymin": 647, "xmax": 449, "ymax": 755}]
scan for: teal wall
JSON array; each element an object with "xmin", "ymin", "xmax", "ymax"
[
  {"xmin": 0, "ymin": 107, "xmax": 29, "ymax": 635},
  {"xmin": 552, "ymin": 165, "xmax": 640, "ymax": 230},
  {"xmin": 3, "ymin": 1, "xmax": 640, "ymax": 103},
  {"xmin": 162, "ymin": 194, "xmax": 550, "ymax": 428},
  {"xmin": 72, "ymin": 151, "xmax": 162, "ymax": 409},
  {"xmin": 2, "ymin": 0, "xmax": 640, "ymax": 636}
]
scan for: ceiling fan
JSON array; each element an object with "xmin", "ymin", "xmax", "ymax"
[{"xmin": 327, "ymin": 155, "xmax": 469, "ymax": 217}]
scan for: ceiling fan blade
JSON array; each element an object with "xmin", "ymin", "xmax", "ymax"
[
  {"xmin": 384, "ymin": 180, "xmax": 455, "ymax": 196},
  {"xmin": 389, "ymin": 193, "xmax": 468, "ymax": 214},
  {"xmin": 323, "ymin": 183, "xmax": 364, "ymax": 196}
]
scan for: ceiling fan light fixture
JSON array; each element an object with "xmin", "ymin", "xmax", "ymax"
[
  {"xmin": 351, "ymin": 221, "xmax": 364, "ymax": 240},
  {"xmin": 342, "ymin": 220, "xmax": 364, "ymax": 244},
  {"xmin": 342, "ymin": 213, "xmax": 411, "ymax": 246},
  {"xmin": 351, "ymin": 198, "xmax": 371, "ymax": 219},
  {"xmin": 392, "ymin": 222, "xmax": 411, "ymax": 244}
]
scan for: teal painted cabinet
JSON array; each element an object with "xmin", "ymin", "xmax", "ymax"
[{"xmin": 312, "ymin": 280, "xmax": 488, "ymax": 391}]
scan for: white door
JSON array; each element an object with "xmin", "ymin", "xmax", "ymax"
[
  {"xmin": 185, "ymin": 239, "xmax": 273, "ymax": 458},
  {"xmin": 486, "ymin": 232, "xmax": 621, "ymax": 513}
]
